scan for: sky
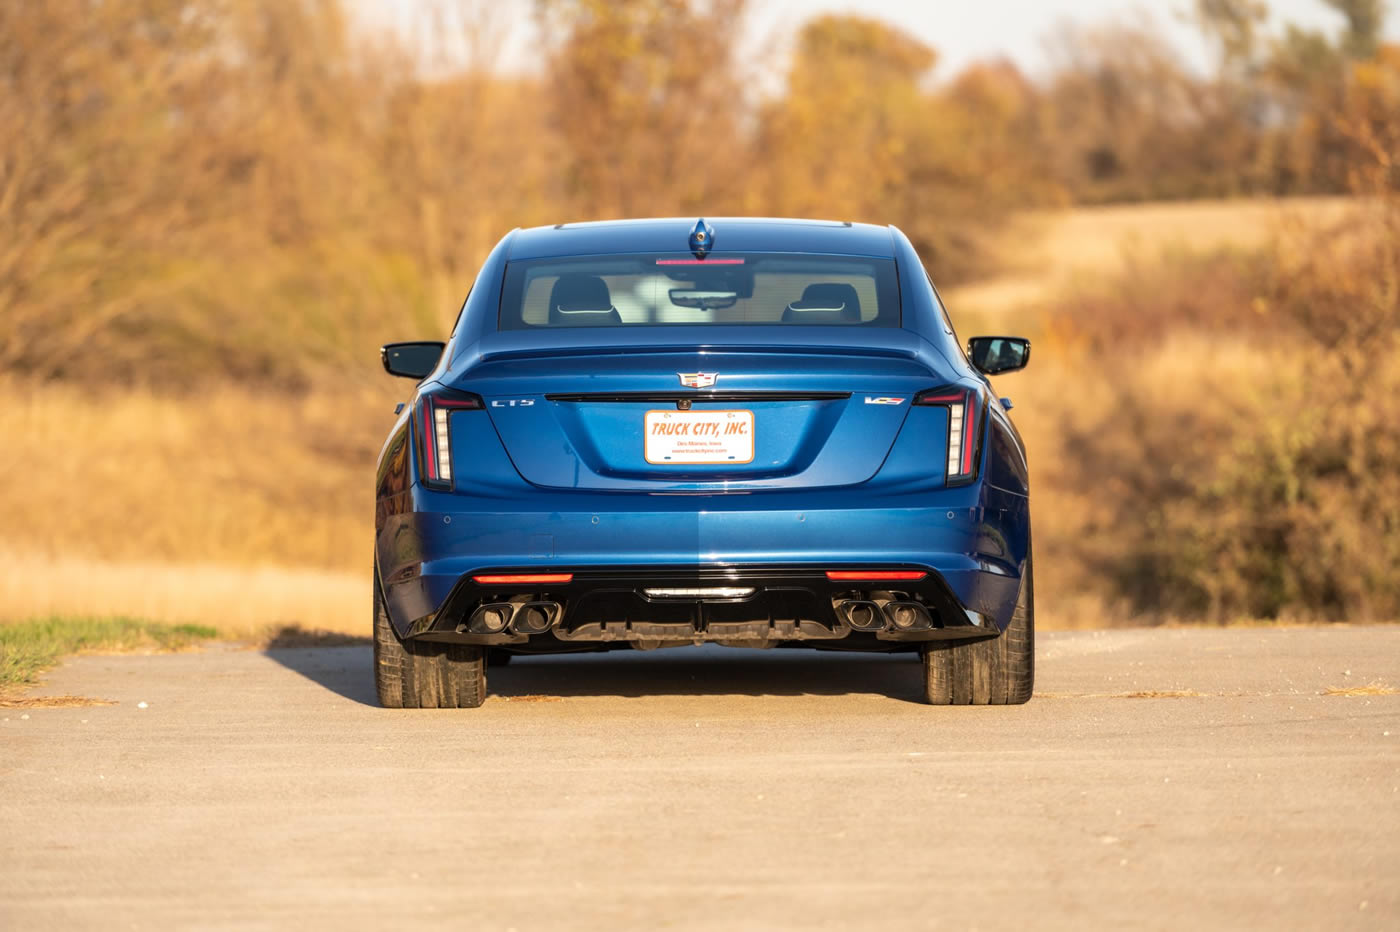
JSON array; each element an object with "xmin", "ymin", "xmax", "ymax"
[
  {"xmin": 750, "ymin": 0, "xmax": 1400, "ymax": 76},
  {"xmin": 354, "ymin": 0, "xmax": 1400, "ymax": 80}
]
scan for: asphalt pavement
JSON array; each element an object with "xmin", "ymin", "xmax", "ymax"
[{"xmin": 2, "ymin": 627, "xmax": 1397, "ymax": 930}]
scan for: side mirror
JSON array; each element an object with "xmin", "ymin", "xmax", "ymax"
[
  {"xmin": 381, "ymin": 341, "xmax": 444, "ymax": 380},
  {"xmin": 968, "ymin": 336, "xmax": 1030, "ymax": 375}
]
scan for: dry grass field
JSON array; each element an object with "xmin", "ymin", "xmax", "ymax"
[
  {"xmin": 941, "ymin": 196, "xmax": 1359, "ymax": 322},
  {"xmin": 0, "ymin": 196, "xmax": 1375, "ymax": 636},
  {"xmin": 0, "ymin": 553, "xmax": 364, "ymax": 640},
  {"xmin": 0, "ymin": 380, "xmax": 388, "ymax": 636}
]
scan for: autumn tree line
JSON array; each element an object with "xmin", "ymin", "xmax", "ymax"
[{"xmin": 1, "ymin": 0, "xmax": 1396, "ymax": 387}]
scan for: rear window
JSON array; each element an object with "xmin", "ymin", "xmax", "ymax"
[{"xmin": 498, "ymin": 253, "xmax": 900, "ymax": 329}]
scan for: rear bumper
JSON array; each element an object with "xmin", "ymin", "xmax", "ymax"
[
  {"xmin": 400, "ymin": 562, "xmax": 1002, "ymax": 643},
  {"xmin": 377, "ymin": 486, "xmax": 1029, "ymax": 648},
  {"xmin": 399, "ymin": 563, "xmax": 1002, "ymax": 648}
]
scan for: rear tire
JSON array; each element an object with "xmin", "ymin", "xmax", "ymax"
[
  {"xmin": 921, "ymin": 556, "xmax": 1034, "ymax": 705},
  {"xmin": 374, "ymin": 576, "xmax": 486, "ymax": 708}
]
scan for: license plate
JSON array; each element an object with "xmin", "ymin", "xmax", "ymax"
[{"xmin": 644, "ymin": 409, "xmax": 754, "ymax": 464}]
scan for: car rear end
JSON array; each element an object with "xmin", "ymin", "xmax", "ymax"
[{"xmin": 375, "ymin": 222, "xmax": 1030, "ymax": 671}]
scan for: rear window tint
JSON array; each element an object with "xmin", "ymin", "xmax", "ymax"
[{"xmin": 499, "ymin": 253, "xmax": 899, "ymax": 329}]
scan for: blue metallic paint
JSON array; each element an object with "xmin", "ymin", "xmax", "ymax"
[
  {"xmin": 374, "ymin": 218, "xmax": 1030, "ymax": 648},
  {"xmin": 506, "ymin": 217, "xmax": 897, "ymax": 262}
]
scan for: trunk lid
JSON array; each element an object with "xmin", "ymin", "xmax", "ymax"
[{"xmin": 454, "ymin": 331, "xmax": 946, "ymax": 492}]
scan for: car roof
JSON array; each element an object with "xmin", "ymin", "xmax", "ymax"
[{"xmin": 505, "ymin": 217, "xmax": 897, "ymax": 261}]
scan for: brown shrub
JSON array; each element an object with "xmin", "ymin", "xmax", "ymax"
[
  {"xmin": 1, "ymin": 0, "xmax": 1061, "ymax": 392},
  {"xmin": 1041, "ymin": 191, "xmax": 1400, "ymax": 622}
]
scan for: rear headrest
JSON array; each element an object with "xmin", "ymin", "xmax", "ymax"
[
  {"xmin": 781, "ymin": 283, "xmax": 862, "ymax": 324},
  {"xmin": 548, "ymin": 274, "xmax": 621, "ymax": 326}
]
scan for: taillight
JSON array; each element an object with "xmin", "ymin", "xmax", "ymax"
[
  {"xmin": 914, "ymin": 386, "xmax": 984, "ymax": 485},
  {"xmin": 416, "ymin": 388, "xmax": 482, "ymax": 488}
]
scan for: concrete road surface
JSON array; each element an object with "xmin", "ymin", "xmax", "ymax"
[{"xmin": 2, "ymin": 627, "xmax": 1397, "ymax": 930}]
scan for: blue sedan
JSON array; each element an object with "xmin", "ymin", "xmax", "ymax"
[{"xmin": 374, "ymin": 218, "xmax": 1033, "ymax": 707}]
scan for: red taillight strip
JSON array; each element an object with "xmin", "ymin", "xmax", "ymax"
[
  {"xmin": 654, "ymin": 258, "xmax": 746, "ymax": 265},
  {"xmin": 421, "ymin": 396, "xmax": 439, "ymax": 481},
  {"xmin": 961, "ymin": 396, "xmax": 977, "ymax": 475},
  {"xmin": 473, "ymin": 573, "xmax": 574, "ymax": 585},
  {"xmin": 825, "ymin": 571, "xmax": 927, "ymax": 582}
]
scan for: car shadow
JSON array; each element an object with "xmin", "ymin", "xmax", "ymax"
[
  {"xmin": 263, "ymin": 643, "xmax": 926, "ymax": 707},
  {"xmin": 265, "ymin": 645, "xmax": 380, "ymax": 705},
  {"xmin": 261, "ymin": 626, "xmax": 373, "ymax": 649}
]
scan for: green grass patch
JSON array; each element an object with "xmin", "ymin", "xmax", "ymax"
[{"xmin": 0, "ymin": 616, "xmax": 218, "ymax": 690}]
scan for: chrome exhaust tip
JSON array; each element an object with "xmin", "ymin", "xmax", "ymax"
[
  {"xmin": 840, "ymin": 600, "xmax": 884, "ymax": 632},
  {"xmin": 886, "ymin": 601, "xmax": 933, "ymax": 630},
  {"xmin": 510, "ymin": 601, "xmax": 560, "ymax": 635},
  {"xmin": 468, "ymin": 603, "xmax": 514, "ymax": 634}
]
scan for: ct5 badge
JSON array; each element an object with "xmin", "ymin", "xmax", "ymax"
[{"xmin": 864, "ymin": 396, "xmax": 906, "ymax": 405}]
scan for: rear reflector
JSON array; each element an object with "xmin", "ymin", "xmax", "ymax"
[
  {"xmin": 825, "ymin": 571, "xmax": 927, "ymax": 582},
  {"xmin": 473, "ymin": 573, "xmax": 574, "ymax": 585}
]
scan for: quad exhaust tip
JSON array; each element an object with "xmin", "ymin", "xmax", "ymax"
[
  {"xmin": 886, "ymin": 601, "xmax": 933, "ymax": 630},
  {"xmin": 836, "ymin": 599, "xmax": 935, "ymax": 632},
  {"xmin": 466, "ymin": 601, "xmax": 561, "ymax": 636},
  {"xmin": 841, "ymin": 600, "xmax": 884, "ymax": 631},
  {"xmin": 468, "ymin": 603, "xmax": 514, "ymax": 634},
  {"xmin": 511, "ymin": 601, "xmax": 560, "ymax": 635}
]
